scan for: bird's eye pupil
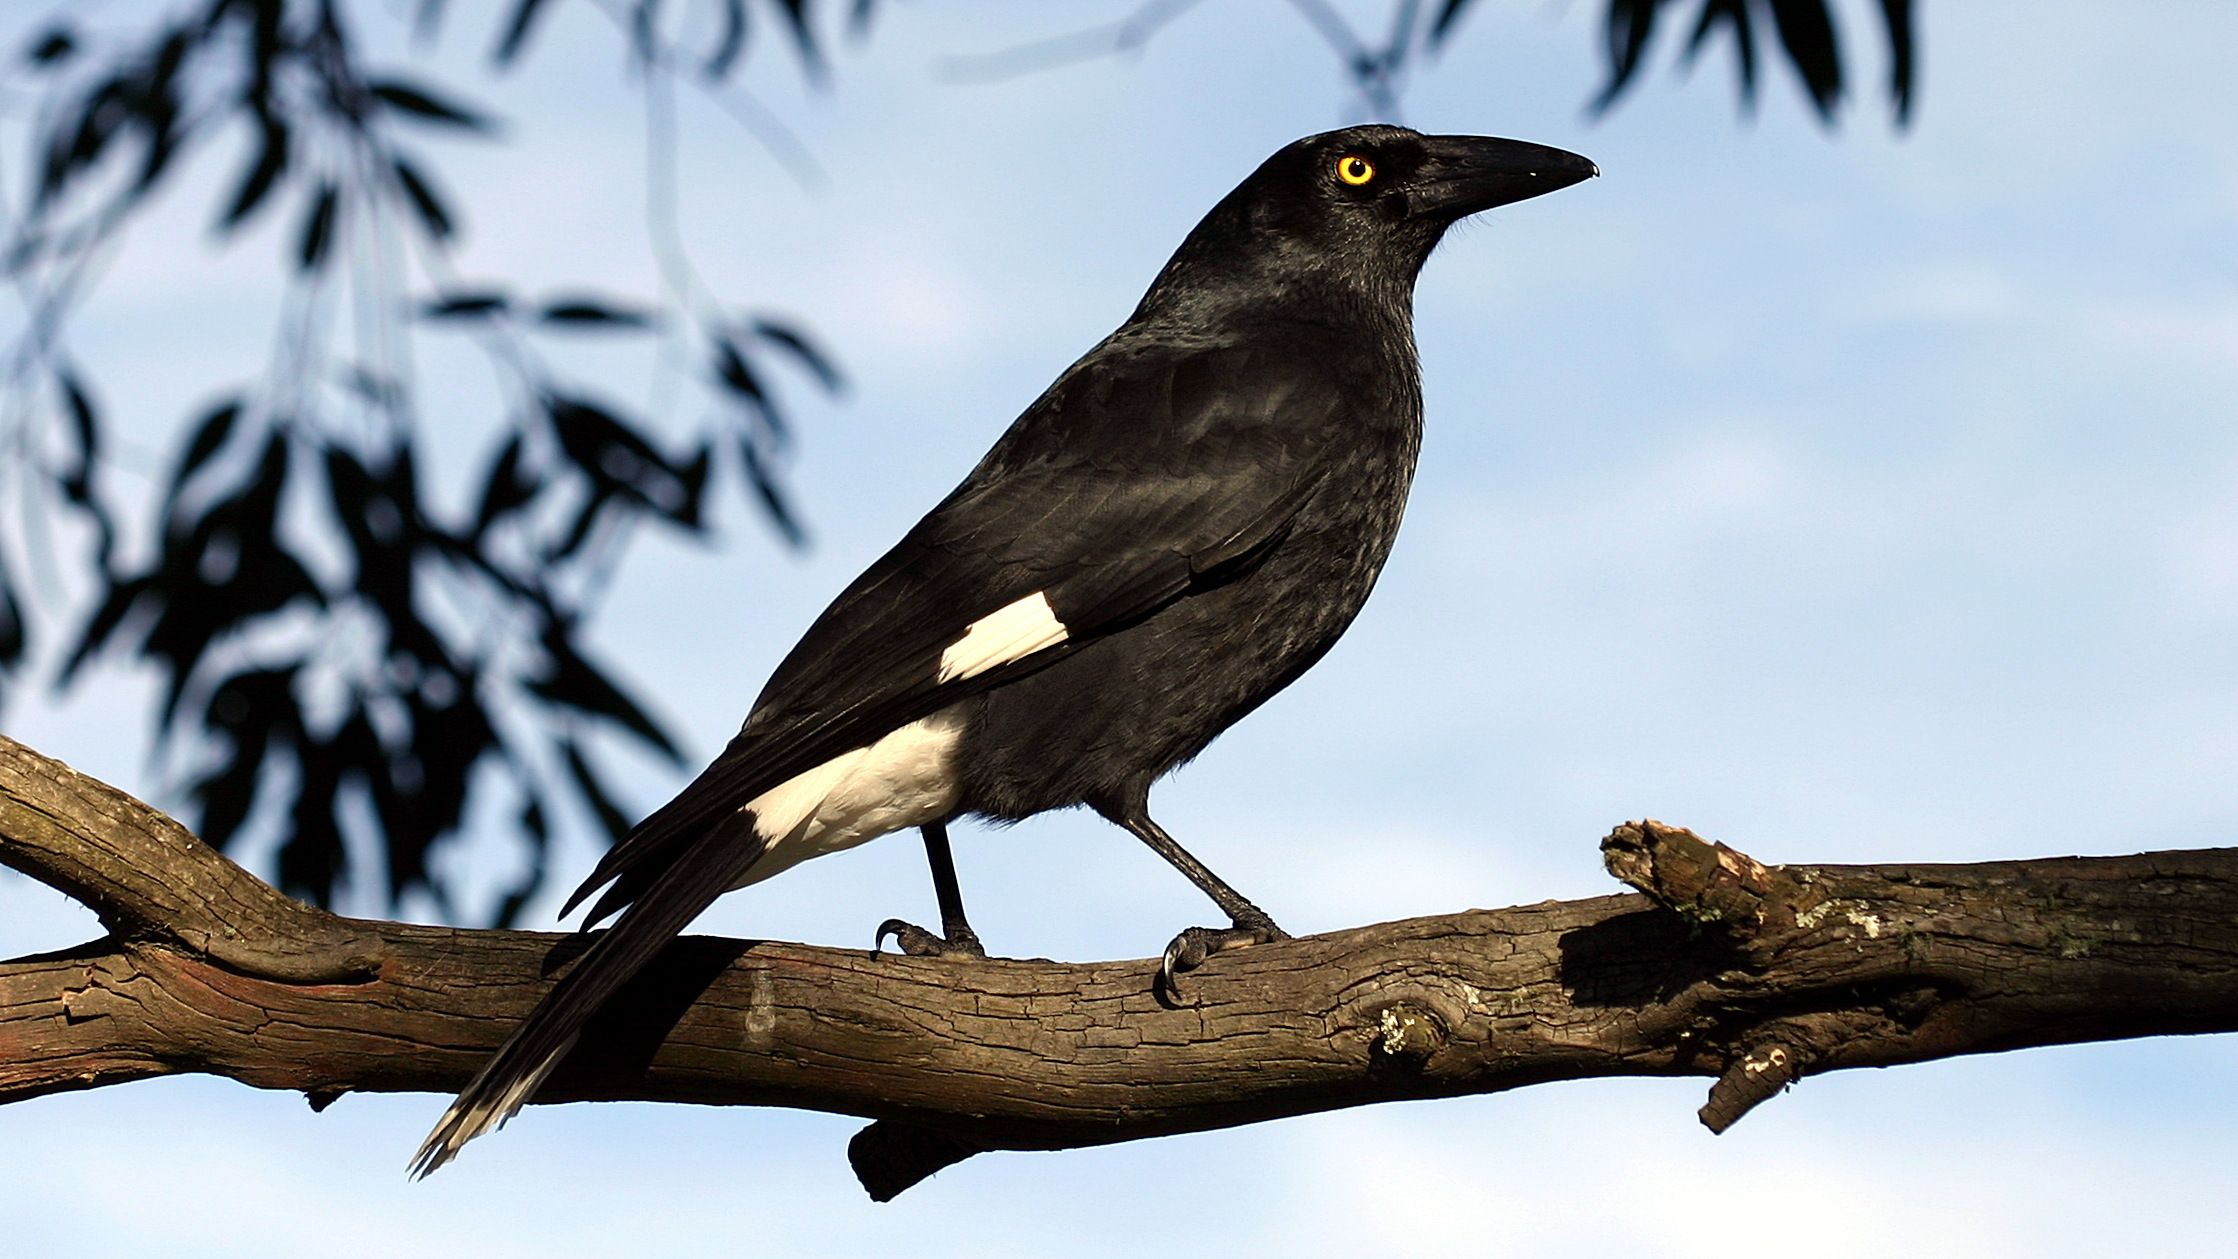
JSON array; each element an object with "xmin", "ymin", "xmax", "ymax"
[{"xmin": 1337, "ymin": 155, "xmax": 1375, "ymax": 186}]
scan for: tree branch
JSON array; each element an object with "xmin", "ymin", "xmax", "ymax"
[
  {"xmin": 0, "ymin": 737, "xmax": 382, "ymax": 982},
  {"xmin": 4, "ymin": 733, "xmax": 2234, "ymax": 1200}
]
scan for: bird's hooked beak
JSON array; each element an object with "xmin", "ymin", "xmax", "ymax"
[{"xmin": 1404, "ymin": 135, "xmax": 1598, "ymax": 221}]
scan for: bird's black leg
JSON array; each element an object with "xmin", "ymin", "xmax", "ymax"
[
  {"xmin": 1094, "ymin": 796, "xmax": 1288, "ymax": 996},
  {"xmin": 875, "ymin": 821, "xmax": 988, "ymax": 958}
]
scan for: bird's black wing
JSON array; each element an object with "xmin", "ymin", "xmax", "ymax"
[
  {"xmin": 413, "ymin": 338, "xmax": 1344, "ymax": 1174},
  {"xmin": 565, "ymin": 337, "xmax": 1342, "ymax": 923}
]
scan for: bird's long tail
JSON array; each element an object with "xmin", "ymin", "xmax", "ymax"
[{"xmin": 410, "ymin": 822, "xmax": 762, "ymax": 1176}]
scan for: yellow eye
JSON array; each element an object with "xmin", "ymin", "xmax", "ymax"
[{"xmin": 1335, "ymin": 154, "xmax": 1375, "ymax": 186}]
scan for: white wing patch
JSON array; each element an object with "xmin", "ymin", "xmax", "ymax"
[
  {"xmin": 722, "ymin": 591, "xmax": 1066, "ymax": 889},
  {"xmin": 937, "ymin": 591, "xmax": 1068, "ymax": 684},
  {"xmin": 736, "ymin": 708, "xmax": 966, "ymax": 887}
]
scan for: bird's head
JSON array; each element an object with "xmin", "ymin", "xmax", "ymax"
[{"xmin": 1140, "ymin": 125, "xmax": 1597, "ymax": 317}]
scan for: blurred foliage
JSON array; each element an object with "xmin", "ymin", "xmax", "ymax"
[
  {"xmin": 0, "ymin": 0, "xmax": 1915, "ymax": 924},
  {"xmin": 1562, "ymin": 0, "xmax": 1917, "ymax": 124},
  {"xmin": 0, "ymin": 0, "xmax": 838, "ymax": 922}
]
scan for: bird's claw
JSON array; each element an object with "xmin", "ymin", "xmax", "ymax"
[
  {"xmin": 872, "ymin": 918, "xmax": 987, "ymax": 959},
  {"xmin": 1155, "ymin": 912, "xmax": 1288, "ymax": 1002}
]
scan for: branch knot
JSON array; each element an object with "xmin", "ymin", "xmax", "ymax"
[
  {"xmin": 1602, "ymin": 819, "xmax": 1778, "ymax": 938},
  {"xmin": 1367, "ymin": 1001, "xmax": 1446, "ymax": 1071}
]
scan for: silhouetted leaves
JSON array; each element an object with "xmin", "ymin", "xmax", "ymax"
[
  {"xmin": 298, "ymin": 182, "xmax": 340, "ymax": 270},
  {"xmin": 1593, "ymin": 0, "xmax": 1666, "ymax": 115},
  {"xmin": 381, "ymin": 666, "xmax": 497, "ymax": 905},
  {"xmin": 142, "ymin": 432, "xmax": 326, "ymax": 727},
  {"xmin": 191, "ymin": 664, "xmax": 299, "ymax": 852},
  {"xmin": 1879, "ymin": 0, "xmax": 1916, "ymax": 124},
  {"xmin": 417, "ymin": 291, "xmax": 660, "ymax": 328},
  {"xmin": 391, "ymin": 158, "xmax": 454, "ymax": 241},
  {"xmin": 546, "ymin": 393, "xmax": 711, "ymax": 541},
  {"xmin": 771, "ymin": 0, "xmax": 828, "ymax": 83},
  {"xmin": 561, "ymin": 738, "xmax": 636, "ymax": 843},
  {"xmin": 707, "ymin": 0, "xmax": 749, "ymax": 80},
  {"xmin": 472, "ymin": 433, "xmax": 541, "ymax": 537},
  {"xmin": 739, "ymin": 435, "xmax": 808, "ymax": 549},
  {"xmin": 0, "ymin": 553, "xmax": 24, "ymax": 672},
  {"xmin": 220, "ymin": 113, "xmax": 291, "ymax": 230},
  {"xmin": 530, "ymin": 624, "xmax": 681, "ymax": 760},
  {"xmin": 38, "ymin": 76, "xmax": 129, "ymax": 207},
  {"xmin": 24, "ymin": 25, "xmax": 75, "ymax": 67},
  {"xmin": 54, "ymin": 367, "xmax": 115, "ymax": 570},
  {"xmin": 541, "ymin": 297, "xmax": 655, "ymax": 329},
  {"xmin": 711, "ymin": 321, "xmax": 839, "ymax": 543},
  {"xmin": 370, "ymin": 79, "xmax": 494, "ymax": 132},
  {"xmin": 1686, "ymin": 1, "xmax": 1757, "ymax": 108},
  {"xmin": 1425, "ymin": 0, "xmax": 1462, "ymax": 48},
  {"xmin": 751, "ymin": 318, "xmax": 843, "ymax": 395},
  {"xmin": 493, "ymin": 0, "xmax": 555, "ymax": 67},
  {"xmin": 630, "ymin": 0, "xmax": 660, "ymax": 65},
  {"xmin": 58, "ymin": 575, "xmax": 151, "ymax": 685},
  {"xmin": 674, "ymin": 447, "xmax": 714, "ymax": 531},
  {"xmin": 1429, "ymin": 0, "xmax": 1913, "ymax": 126},
  {"xmin": 492, "ymin": 793, "xmax": 554, "ymax": 927},
  {"xmin": 324, "ymin": 442, "xmax": 445, "ymax": 663},
  {"xmin": 58, "ymin": 372, "xmax": 96, "ymax": 462},
  {"xmin": 1766, "ymin": 0, "xmax": 1841, "ymax": 122},
  {"xmin": 713, "ymin": 334, "xmax": 776, "ymax": 430},
  {"xmin": 129, "ymin": 29, "xmax": 191, "ymax": 193},
  {"xmin": 420, "ymin": 290, "xmax": 509, "ymax": 319},
  {"xmin": 63, "ymin": 387, "xmax": 687, "ymax": 916},
  {"xmin": 25, "ymin": 18, "xmax": 202, "ymax": 208},
  {"xmin": 4, "ymin": 0, "xmax": 846, "ymax": 926},
  {"xmin": 277, "ymin": 710, "xmax": 346, "ymax": 904},
  {"xmin": 163, "ymin": 398, "xmax": 244, "ymax": 520}
]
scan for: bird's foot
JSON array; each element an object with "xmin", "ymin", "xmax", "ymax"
[
  {"xmin": 1156, "ymin": 908, "xmax": 1288, "ymax": 1002},
  {"xmin": 873, "ymin": 918, "xmax": 988, "ymax": 959}
]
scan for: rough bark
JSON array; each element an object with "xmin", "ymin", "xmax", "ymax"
[{"xmin": 3, "ymin": 733, "xmax": 2234, "ymax": 1200}]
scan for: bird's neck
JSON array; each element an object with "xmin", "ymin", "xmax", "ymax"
[{"xmin": 1130, "ymin": 253, "xmax": 1418, "ymax": 344}]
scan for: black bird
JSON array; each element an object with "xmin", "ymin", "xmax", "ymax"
[{"xmin": 413, "ymin": 124, "xmax": 1595, "ymax": 1173}]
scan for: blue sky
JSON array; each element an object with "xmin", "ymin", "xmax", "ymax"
[{"xmin": 4, "ymin": 2, "xmax": 2236, "ymax": 1254}]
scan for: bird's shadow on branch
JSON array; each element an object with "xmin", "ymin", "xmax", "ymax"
[
  {"xmin": 1557, "ymin": 907, "xmax": 1730, "ymax": 1008},
  {"xmin": 540, "ymin": 933, "xmax": 761, "ymax": 1095}
]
